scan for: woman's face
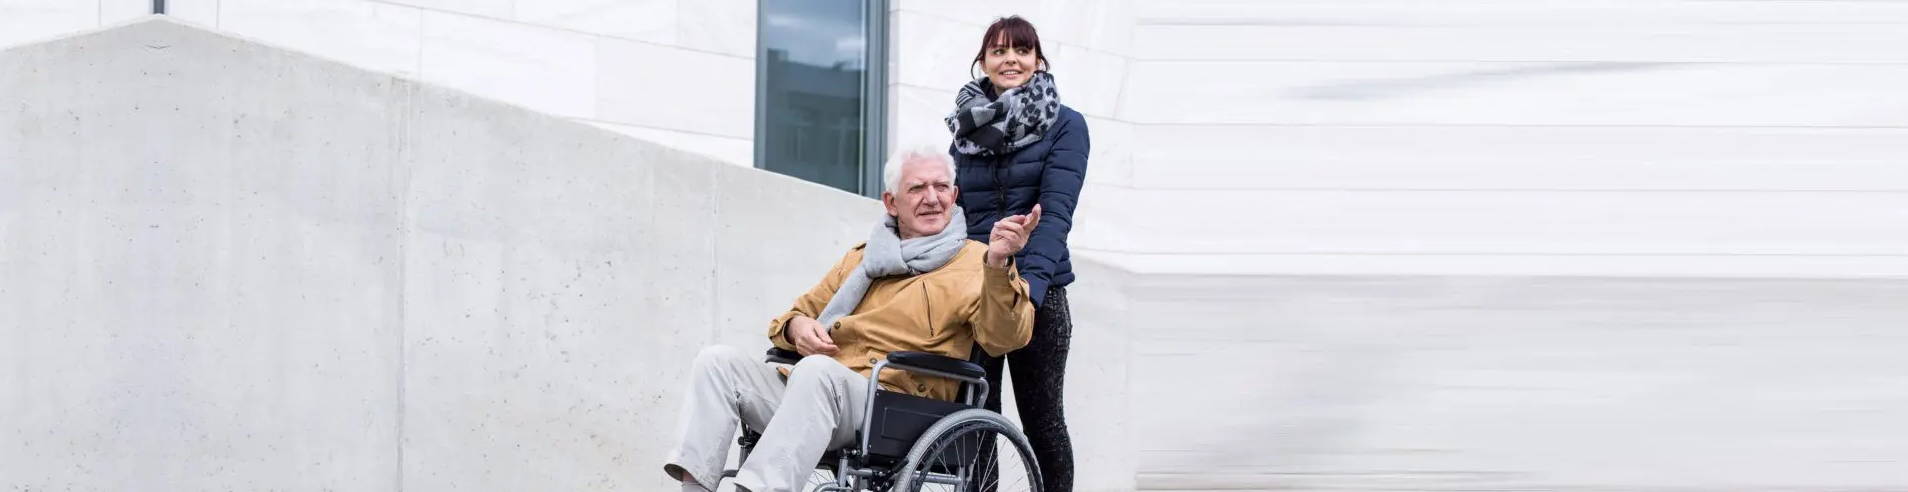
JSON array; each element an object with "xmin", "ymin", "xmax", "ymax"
[{"xmin": 981, "ymin": 34, "xmax": 1039, "ymax": 91}]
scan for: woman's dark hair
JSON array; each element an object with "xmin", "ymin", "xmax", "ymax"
[{"xmin": 970, "ymin": 16, "xmax": 1050, "ymax": 79}]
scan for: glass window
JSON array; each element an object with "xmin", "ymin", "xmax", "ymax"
[{"xmin": 756, "ymin": 0, "xmax": 887, "ymax": 196}]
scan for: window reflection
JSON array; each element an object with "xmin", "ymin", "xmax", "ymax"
[{"xmin": 759, "ymin": 0, "xmax": 872, "ymax": 194}]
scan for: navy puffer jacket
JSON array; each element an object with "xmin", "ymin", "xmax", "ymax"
[{"xmin": 952, "ymin": 104, "xmax": 1089, "ymax": 308}]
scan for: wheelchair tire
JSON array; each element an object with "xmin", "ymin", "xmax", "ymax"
[{"xmin": 890, "ymin": 409, "xmax": 1042, "ymax": 492}]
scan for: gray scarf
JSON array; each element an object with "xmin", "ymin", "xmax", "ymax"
[
  {"xmin": 817, "ymin": 207, "xmax": 970, "ymax": 330},
  {"xmin": 945, "ymin": 71, "xmax": 1062, "ymax": 156}
]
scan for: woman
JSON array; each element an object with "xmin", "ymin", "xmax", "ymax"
[{"xmin": 945, "ymin": 15, "xmax": 1088, "ymax": 492}]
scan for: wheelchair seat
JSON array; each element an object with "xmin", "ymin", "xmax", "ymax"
[{"xmin": 760, "ymin": 348, "xmax": 982, "ymax": 458}]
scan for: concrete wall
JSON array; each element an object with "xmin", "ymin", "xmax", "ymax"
[
  {"xmin": 2, "ymin": 16, "xmax": 409, "ymax": 490},
  {"xmin": 0, "ymin": 18, "xmax": 887, "ymax": 490}
]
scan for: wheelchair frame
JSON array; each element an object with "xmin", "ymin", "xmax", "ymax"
[{"xmin": 720, "ymin": 347, "xmax": 1035, "ymax": 492}]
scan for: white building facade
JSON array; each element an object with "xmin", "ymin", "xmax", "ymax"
[{"xmin": 9, "ymin": 0, "xmax": 1904, "ymax": 278}]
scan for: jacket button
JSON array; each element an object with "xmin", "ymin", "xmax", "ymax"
[
  {"xmin": 833, "ymin": 322, "xmax": 842, "ymax": 330},
  {"xmin": 869, "ymin": 358, "xmax": 879, "ymax": 364},
  {"xmin": 915, "ymin": 383, "xmax": 927, "ymax": 393}
]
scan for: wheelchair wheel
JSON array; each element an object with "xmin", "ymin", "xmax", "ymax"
[
  {"xmin": 801, "ymin": 469, "xmax": 838, "ymax": 492},
  {"xmin": 890, "ymin": 409, "xmax": 1041, "ymax": 492}
]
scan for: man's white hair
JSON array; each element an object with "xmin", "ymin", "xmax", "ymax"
[{"xmin": 882, "ymin": 142, "xmax": 958, "ymax": 194}]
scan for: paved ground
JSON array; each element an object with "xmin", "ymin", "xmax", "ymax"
[{"xmin": 1120, "ymin": 274, "xmax": 1908, "ymax": 491}]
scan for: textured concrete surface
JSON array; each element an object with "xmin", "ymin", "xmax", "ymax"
[
  {"xmin": 1, "ymin": 17, "xmax": 408, "ymax": 491},
  {"xmin": 0, "ymin": 18, "xmax": 885, "ymax": 491}
]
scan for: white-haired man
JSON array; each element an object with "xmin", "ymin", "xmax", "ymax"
[{"xmin": 663, "ymin": 145, "xmax": 1041, "ymax": 492}]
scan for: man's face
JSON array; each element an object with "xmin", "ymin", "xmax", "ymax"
[{"xmin": 883, "ymin": 157, "xmax": 958, "ymax": 239}]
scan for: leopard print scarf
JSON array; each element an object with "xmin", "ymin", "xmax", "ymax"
[{"xmin": 945, "ymin": 71, "xmax": 1061, "ymax": 156}]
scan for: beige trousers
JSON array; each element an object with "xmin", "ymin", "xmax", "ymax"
[{"xmin": 663, "ymin": 345, "xmax": 871, "ymax": 492}]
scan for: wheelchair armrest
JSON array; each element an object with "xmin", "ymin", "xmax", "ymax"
[
  {"xmin": 765, "ymin": 347, "xmax": 802, "ymax": 365},
  {"xmin": 886, "ymin": 351, "xmax": 985, "ymax": 380}
]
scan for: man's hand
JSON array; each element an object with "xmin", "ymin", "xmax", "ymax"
[
  {"xmin": 786, "ymin": 315, "xmax": 838, "ymax": 357},
  {"xmin": 986, "ymin": 204, "xmax": 1042, "ymax": 268}
]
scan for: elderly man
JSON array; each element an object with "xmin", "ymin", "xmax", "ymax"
[{"xmin": 663, "ymin": 145, "xmax": 1041, "ymax": 492}]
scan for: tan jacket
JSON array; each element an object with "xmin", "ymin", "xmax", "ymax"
[{"xmin": 769, "ymin": 240, "xmax": 1035, "ymax": 401}]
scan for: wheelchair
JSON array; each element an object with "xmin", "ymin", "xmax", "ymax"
[{"xmin": 717, "ymin": 347, "xmax": 1042, "ymax": 492}]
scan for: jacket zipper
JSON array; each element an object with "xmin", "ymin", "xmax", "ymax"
[{"xmin": 992, "ymin": 154, "xmax": 1010, "ymax": 221}]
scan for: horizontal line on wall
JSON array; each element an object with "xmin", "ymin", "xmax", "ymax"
[
  {"xmin": 1119, "ymin": 122, "xmax": 1908, "ymax": 129},
  {"xmin": 1070, "ymin": 250, "xmax": 1908, "ymax": 278},
  {"xmin": 890, "ymin": 82, "xmax": 955, "ymax": 95},
  {"xmin": 893, "ymin": 8, "xmax": 987, "ymax": 30},
  {"xmin": 1134, "ymin": 19, "xmax": 1908, "ymax": 28},
  {"xmin": 895, "ymin": 8, "xmax": 1135, "ymax": 59},
  {"xmin": 1126, "ymin": 57, "xmax": 1908, "ymax": 65},
  {"xmin": 573, "ymin": 117, "xmax": 752, "ymax": 141},
  {"xmin": 1074, "ymin": 250, "xmax": 1908, "ymax": 258},
  {"xmin": 1084, "ymin": 184, "xmax": 1908, "ymax": 193},
  {"xmin": 1137, "ymin": 122, "xmax": 1908, "ymax": 130},
  {"xmin": 361, "ymin": 0, "xmax": 752, "ymax": 61}
]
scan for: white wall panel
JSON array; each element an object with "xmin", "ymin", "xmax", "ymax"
[
  {"xmin": 221, "ymin": 0, "xmax": 423, "ymax": 77},
  {"xmin": 1132, "ymin": 125, "xmax": 1908, "ymax": 191},
  {"xmin": 380, "ymin": 0, "xmax": 511, "ymax": 20},
  {"xmin": 595, "ymin": 36, "xmax": 753, "ymax": 139},
  {"xmin": 514, "ymin": 0, "xmax": 675, "ymax": 45},
  {"xmin": 891, "ymin": 9, "xmax": 983, "ymax": 92},
  {"xmin": 0, "ymin": 0, "xmax": 97, "ymax": 48},
  {"xmin": 1082, "ymin": 188, "xmax": 1908, "ymax": 256},
  {"xmin": 1124, "ymin": 60, "xmax": 1908, "ymax": 126},
  {"xmin": 677, "ymin": 0, "xmax": 754, "ymax": 58},
  {"xmin": 99, "ymin": 0, "xmax": 151, "ymax": 23},
  {"xmin": 1136, "ymin": 24, "xmax": 1908, "ymax": 63},
  {"xmin": 420, "ymin": 11, "xmax": 598, "ymax": 119}
]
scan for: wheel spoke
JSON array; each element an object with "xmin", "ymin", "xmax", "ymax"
[
  {"xmin": 977, "ymin": 433, "xmax": 999, "ymax": 492},
  {"xmin": 954, "ymin": 428, "xmax": 971, "ymax": 490}
]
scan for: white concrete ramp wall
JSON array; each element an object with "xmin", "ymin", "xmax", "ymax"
[
  {"xmin": 0, "ymin": 18, "xmax": 914, "ymax": 491},
  {"xmin": 2, "ymin": 18, "xmax": 412, "ymax": 489}
]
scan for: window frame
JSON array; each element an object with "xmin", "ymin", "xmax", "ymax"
[{"xmin": 753, "ymin": 0, "xmax": 890, "ymax": 198}]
